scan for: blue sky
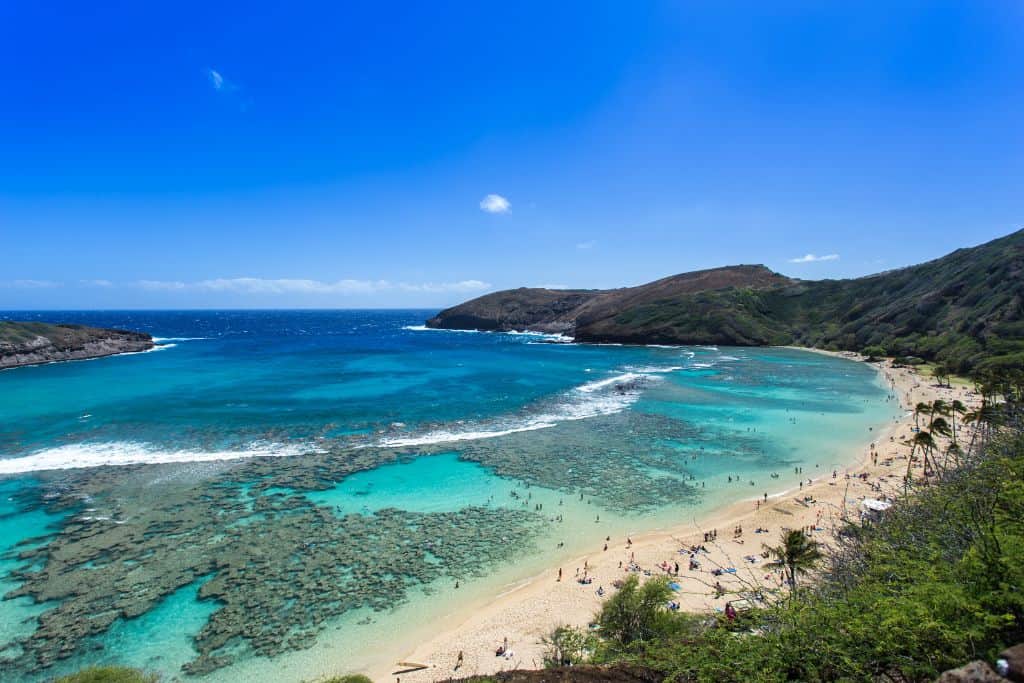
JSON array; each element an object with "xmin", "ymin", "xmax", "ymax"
[{"xmin": 1, "ymin": 2, "xmax": 1022, "ymax": 309}]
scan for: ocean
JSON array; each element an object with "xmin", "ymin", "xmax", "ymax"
[{"xmin": 0, "ymin": 310, "xmax": 899, "ymax": 681}]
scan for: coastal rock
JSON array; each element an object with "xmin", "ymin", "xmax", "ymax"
[
  {"xmin": 936, "ymin": 661, "xmax": 1007, "ymax": 683},
  {"xmin": 427, "ymin": 229, "xmax": 1024, "ymax": 372},
  {"xmin": 426, "ymin": 288, "xmax": 599, "ymax": 334},
  {"xmin": 0, "ymin": 321, "xmax": 153, "ymax": 369},
  {"xmin": 998, "ymin": 643, "xmax": 1024, "ymax": 682}
]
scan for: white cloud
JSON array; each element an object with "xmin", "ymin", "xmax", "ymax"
[
  {"xmin": 79, "ymin": 279, "xmax": 113, "ymax": 288},
  {"xmin": 479, "ymin": 194, "xmax": 510, "ymax": 214},
  {"xmin": 788, "ymin": 253, "xmax": 839, "ymax": 263},
  {"xmin": 138, "ymin": 280, "xmax": 187, "ymax": 291},
  {"xmin": 133, "ymin": 278, "xmax": 491, "ymax": 295},
  {"xmin": 397, "ymin": 280, "xmax": 491, "ymax": 293},
  {"xmin": 206, "ymin": 68, "xmax": 225, "ymax": 90},
  {"xmin": 3, "ymin": 279, "xmax": 62, "ymax": 289},
  {"xmin": 576, "ymin": 240, "xmax": 596, "ymax": 250}
]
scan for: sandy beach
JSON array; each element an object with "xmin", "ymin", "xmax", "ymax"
[{"xmin": 367, "ymin": 353, "xmax": 978, "ymax": 682}]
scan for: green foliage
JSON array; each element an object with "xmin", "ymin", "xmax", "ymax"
[
  {"xmin": 54, "ymin": 666, "xmax": 158, "ymax": 683},
  {"xmin": 541, "ymin": 624, "xmax": 598, "ymax": 667},
  {"xmin": 766, "ymin": 529, "xmax": 821, "ymax": 592},
  {"xmin": 861, "ymin": 344, "xmax": 887, "ymax": 360},
  {"xmin": 596, "ymin": 575, "xmax": 676, "ymax": 649},
  {"xmin": 594, "ymin": 428, "xmax": 1024, "ymax": 682},
  {"xmin": 322, "ymin": 675, "xmax": 373, "ymax": 683},
  {"xmin": 436, "ymin": 230, "xmax": 1024, "ymax": 373}
]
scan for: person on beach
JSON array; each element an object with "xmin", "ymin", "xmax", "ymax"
[{"xmin": 558, "ymin": 567, "xmax": 562, "ymax": 581}]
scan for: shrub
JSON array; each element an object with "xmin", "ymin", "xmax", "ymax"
[
  {"xmin": 541, "ymin": 624, "xmax": 597, "ymax": 667},
  {"xmin": 596, "ymin": 575, "xmax": 676, "ymax": 648}
]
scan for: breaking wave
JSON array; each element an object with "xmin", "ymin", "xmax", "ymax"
[
  {"xmin": 0, "ymin": 440, "xmax": 324, "ymax": 474},
  {"xmin": 151, "ymin": 337, "xmax": 210, "ymax": 342},
  {"xmin": 372, "ymin": 372, "xmax": 657, "ymax": 448},
  {"xmin": 402, "ymin": 325, "xmax": 574, "ymax": 343},
  {"xmin": 401, "ymin": 325, "xmax": 481, "ymax": 333}
]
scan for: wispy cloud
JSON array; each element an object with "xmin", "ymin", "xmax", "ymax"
[
  {"xmin": 479, "ymin": 194, "xmax": 510, "ymax": 214},
  {"xmin": 788, "ymin": 253, "xmax": 839, "ymax": 263},
  {"xmin": 2, "ymin": 279, "xmax": 63, "ymax": 289},
  {"xmin": 133, "ymin": 278, "xmax": 491, "ymax": 295},
  {"xmin": 205, "ymin": 68, "xmax": 225, "ymax": 91},
  {"xmin": 79, "ymin": 279, "xmax": 113, "ymax": 288},
  {"xmin": 204, "ymin": 67, "xmax": 251, "ymax": 110},
  {"xmin": 138, "ymin": 280, "xmax": 187, "ymax": 291},
  {"xmin": 576, "ymin": 240, "xmax": 596, "ymax": 250}
]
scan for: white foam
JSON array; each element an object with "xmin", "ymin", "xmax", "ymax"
[
  {"xmin": 403, "ymin": 325, "xmax": 574, "ymax": 343},
  {"xmin": 373, "ymin": 371, "xmax": 657, "ymax": 448},
  {"xmin": 0, "ymin": 440, "xmax": 324, "ymax": 474},
  {"xmin": 504, "ymin": 330, "xmax": 575, "ymax": 343},
  {"xmin": 401, "ymin": 325, "xmax": 480, "ymax": 333},
  {"xmin": 151, "ymin": 337, "xmax": 210, "ymax": 342},
  {"xmin": 624, "ymin": 365, "xmax": 684, "ymax": 374},
  {"xmin": 576, "ymin": 372, "xmax": 644, "ymax": 392}
]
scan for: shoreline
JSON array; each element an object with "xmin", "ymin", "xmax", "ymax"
[
  {"xmin": 0, "ymin": 343, "xmax": 158, "ymax": 373},
  {"xmin": 363, "ymin": 351, "xmax": 975, "ymax": 682}
]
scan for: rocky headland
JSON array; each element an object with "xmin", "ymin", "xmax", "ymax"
[
  {"xmin": 0, "ymin": 321, "xmax": 154, "ymax": 370},
  {"xmin": 427, "ymin": 229, "xmax": 1024, "ymax": 374}
]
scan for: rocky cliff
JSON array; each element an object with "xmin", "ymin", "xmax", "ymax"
[
  {"xmin": 0, "ymin": 321, "xmax": 154, "ymax": 369},
  {"xmin": 427, "ymin": 229, "xmax": 1024, "ymax": 373}
]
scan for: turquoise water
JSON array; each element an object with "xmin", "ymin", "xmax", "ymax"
[{"xmin": 0, "ymin": 311, "xmax": 900, "ymax": 681}]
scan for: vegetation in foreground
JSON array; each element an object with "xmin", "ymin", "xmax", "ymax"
[{"xmin": 540, "ymin": 373, "xmax": 1024, "ymax": 681}]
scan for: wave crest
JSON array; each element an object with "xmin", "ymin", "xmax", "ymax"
[
  {"xmin": 0, "ymin": 440, "xmax": 323, "ymax": 474},
  {"xmin": 373, "ymin": 371, "xmax": 656, "ymax": 448}
]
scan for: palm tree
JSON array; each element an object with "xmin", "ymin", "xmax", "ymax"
[
  {"xmin": 949, "ymin": 399, "xmax": 967, "ymax": 444},
  {"xmin": 930, "ymin": 416, "xmax": 951, "ymax": 439},
  {"xmin": 916, "ymin": 430, "xmax": 938, "ymax": 476},
  {"xmin": 964, "ymin": 403, "xmax": 999, "ymax": 454},
  {"xmin": 913, "ymin": 402, "xmax": 931, "ymax": 429},
  {"xmin": 929, "ymin": 418, "xmax": 951, "ymax": 472},
  {"xmin": 767, "ymin": 529, "xmax": 821, "ymax": 596},
  {"xmin": 904, "ymin": 430, "xmax": 936, "ymax": 482},
  {"xmin": 944, "ymin": 442, "xmax": 964, "ymax": 470},
  {"xmin": 928, "ymin": 399, "xmax": 949, "ymax": 429}
]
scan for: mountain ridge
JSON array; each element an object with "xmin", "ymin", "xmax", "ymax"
[{"xmin": 427, "ymin": 230, "xmax": 1024, "ymax": 373}]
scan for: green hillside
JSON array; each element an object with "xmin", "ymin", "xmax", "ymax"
[{"xmin": 430, "ymin": 229, "xmax": 1024, "ymax": 374}]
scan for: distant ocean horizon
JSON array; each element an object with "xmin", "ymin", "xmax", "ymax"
[{"xmin": 0, "ymin": 310, "xmax": 900, "ymax": 681}]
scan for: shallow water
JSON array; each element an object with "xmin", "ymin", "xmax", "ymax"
[{"xmin": 0, "ymin": 310, "xmax": 900, "ymax": 681}]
